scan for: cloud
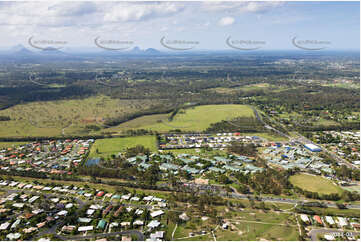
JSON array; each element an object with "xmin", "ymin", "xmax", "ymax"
[
  {"xmin": 201, "ymin": 1, "xmax": 283, "ymax": 14},
  {"xmin": 218, "ymin": 17, "xmax": 235, "ymax": 26},
  {"xmin": 48, "ymin": 2, "xmax": 98, "ymax": 17},
  {"xmin": 103, "ymin": 2, "xmax": 184, "ymax": 22}
]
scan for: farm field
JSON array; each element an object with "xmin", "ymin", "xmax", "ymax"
[
  {"xmin": 0, "ymin": 95, "xmax": 163, "ymax": 138},
  {"xmin": 107, "ymin": 104, "xmax": 255, "ymax": 133},
  {"xmin": 289, "ymin": 173, "xmax": 344, "ymax": 195},
  {"xmin": 88, "ymin": 135, "xmax": 157, "ymax": 158}
]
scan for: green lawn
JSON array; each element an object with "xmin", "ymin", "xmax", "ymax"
[
  {"xmin": 88, "ymin": 136, "xmax": 157, "ymax": 158},
  {"xmin": 107, "ymin": 104, "xmax": 255, "ymax": 133},
  {"xmin": 341, "ymin": 185, "xmax": 360, "ymax": 193},
  {"xmin": 289, "ymin": 173, "xmax": 344, "ymax": 195},
  {"xmin": 231, "ymin": 222, "xmax": 299, "ymax": 241}
]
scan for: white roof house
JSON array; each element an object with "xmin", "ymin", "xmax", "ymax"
[
  {"xmin": 135, "ymin": 209, "xmax": 144, "ymax": 215},
  {"xmin": 12, "ymin": 203, "xmax": 25, "ymax": 208},
  {"xmin": 300, "ymin": 214, "xmax": 310, "ymax": 223},
  {"xmin": 120, "ymin": 222, "xmax": 131, "ymax": 227},
  {"xmin": 150, "ymin": 231, "xmax": 164, "ymax": 240},
  {"xmin": 65, "ymin": 203, "xmax": 73, "ymax": 209},
  {"xmin": 86, "ymin": 209, "xmax": 95, "ymax": 215},
  {"xmin": 121, "ymin": 194, "xmax": 131, "ymax": 200},
  {"xmin": 133, "ymin": 220, "xmax": 144, "ymax": 226},
  {"xmin": 28, "ymin": 196, "xmax": 40, "ymax": 203},
  {"xmin": 143, "ymin": 196, "xmax": 153, "ymax": 201},
  {"xmin": 110, "ymin": 222, "xmax": 119, "ymax": 228},
  {"xmin": 78, "ymin": 226, "xmax": 93, "ymax": 232},
  {"xmin": 6, "ymin": 233, "xmax": 21, "ymax": 240},
  {"xmin": 147, "ymin": 220, "xmax": 160, "ymax": 229},
  {"xmin": 130, "ymin": 197, "xmax": 140, "ymax": 201},
  {"xmin": 57, "ymin": 210, "xmax": 68, "ymax": 216},
  {"xmin": 90, "ymin": 204, "xmax": 102, "ymax": 210},
  {"xmin": 78, "ymin": 218, "xmax": 92, "ymax": 223},
  {"xmin": 150, "ymin": 210, "xmax": 164, "ymax": 218},
  {"xmin": 0, "ymin": 222, "xmax": 10, "ymax": 230},
  {"xmin": 325, "ymin": 216, "xmax": 335, "ymax": 225},
  {"xmin": 11, "ymin": 219, "xmax": 21, "ymax": 229},
  {"xmin": 337, "ymin": 217, "xmax": 348, "ymax": 227},
  {"xmin": 32, "ymin": 209, "xmax": 44, "ymax": 215}
]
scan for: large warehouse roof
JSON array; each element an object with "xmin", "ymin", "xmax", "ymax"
[{"xmin": 304, "ymin": 143, "xmax": 322, "ymax": 152}]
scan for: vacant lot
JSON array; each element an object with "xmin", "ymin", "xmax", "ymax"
[
  {"xmin": 88, "ymin": 136, "xmax": 157, "ymax": 158},
  {"xmin": 289, "ymin": 173, "xmax": 343, "ymax": 195},
  {"xmin": 0, "ymin": 95, "xmax": 163, "ymax": 138},
  {"xmin": 109, "ymin": 104, "xmax": 255, "ymax": 133}
]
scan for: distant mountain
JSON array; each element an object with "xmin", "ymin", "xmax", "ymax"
[
  {"xmin": 9, "ymin": 44, "xmax": 33, "ymax": 55},
  {"xmin": 144, "ymin": 48, "xmax": 162, "ymax": 55},
  {"xmin": 129, "ymin": 46, "xmax": 143, "ymax": 54},
  {"xmin": 39, "ymin": 47, "xmax": 67, "ymax": 55}
]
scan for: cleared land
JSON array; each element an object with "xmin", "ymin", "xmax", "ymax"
[
  {"xmin": 0, "ymin": 95, "xmax": 163, "ymax": 137},
  {"xmin": 289, "ymin": 173, "xmax": 344, "ymax": 195},
  {"xmin": 88, "ymin": 136, "xmax": 157, "ymax": 158},
  {"xmin": 107, "ymin": 104, "xmax": 255, "ymax": 133}
]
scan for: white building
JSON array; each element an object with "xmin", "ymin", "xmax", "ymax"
[
  {"xmin": 325, "ymin": 216, "xmax": 335, "ymax": 225},
  {"xmin": 337, "ymin": 217, "xmax": 348, "ymax": 227},
  {"xmin": 300, "ymin": 214, "xmax": 310, "ymax": 224},
  {"xmin": 150, "ymin": 210, "xmax": 164, "ymax": 218},
  {"xmin": 78, "ymin": 226, "xmax": 93, "ymax": 232},
  {"xmin": 147, "ymin": 220, "xmax": 160, "ymax": 229}
]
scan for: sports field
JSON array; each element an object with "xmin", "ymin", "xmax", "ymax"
[
  {"xmin": 108, "ymin": 104, "xmax": 255, "ymax": 133},
  {"xmin": 289, "ymin": 173, "xmax": 343, "ymax": 195},
  {"xmin": 88, "ymin": 135, "xmax": 157, "ymax": 158}
]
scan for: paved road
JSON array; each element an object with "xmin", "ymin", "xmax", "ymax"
[
  {"xmin": 309, "ymin": 228, "xmax": 359, "ymax": 241},
  {"xmin": 58, "ymin": 230, "xmax": 145, "ymax": 241},
  {"xmin": 252, "ymin": 107, "xmax": 290, "ymax": 139},
  {"xmin": 221, "ymin": 192, "xmax": 360, "ymax": 210}
]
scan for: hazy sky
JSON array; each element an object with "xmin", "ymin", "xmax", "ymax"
[{"xmin": 0, "ymin": 1, "xmax": 359, "ymax": 51}]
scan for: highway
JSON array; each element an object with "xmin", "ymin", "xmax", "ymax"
[{"xmin": 224, "ymin": 192, "xmax": 360, "ymax": 210}]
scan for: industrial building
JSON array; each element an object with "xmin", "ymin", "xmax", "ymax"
[{"xmin": 304, "ymin": 143, "xmax": 322, "ymax": 152}]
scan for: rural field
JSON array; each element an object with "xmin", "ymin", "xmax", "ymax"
[
  {"xmin": 0, "ymin": 95, "xmax": 163, "ymax": 138},
  {"xmin": 107, "ymin": 104, "xmax": 255, "ymax": 133},
  {"xmin": 289, "ymin": 173, "xmax": 344, "ymax": 195},
  {"xmin": 88, "ymin": 135, "xmax": 157, "ymax": 158}
]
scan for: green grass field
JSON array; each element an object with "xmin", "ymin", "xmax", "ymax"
[
  {"xmin": 341, "ymin": 185, "xmax": 360, "ymax": 194},
  {"xmin": 0, "ymin": 95, "xmax": 163, "ymax": 138},
  {"xmin": 88, "ymin": 136, "xmax": 157, "ymax": 158},
  {"xmin": 289, "ymin": 173, "xmax": 344, "ymax": 195},
  {"xmin": 107, "ymin": 104, "xmax": 255, "ymax": 133}
]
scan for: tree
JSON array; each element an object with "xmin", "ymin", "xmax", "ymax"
[{"xmin": 144, "ymin": 164, "xmax": 161, "ymax": 186}]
